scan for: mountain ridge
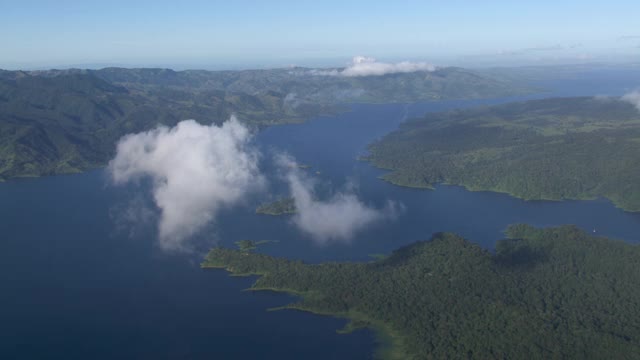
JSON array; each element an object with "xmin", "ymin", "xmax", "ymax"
[{"xmin": 0, "ymin": 66, "xmax": 530, "ymax": 180}]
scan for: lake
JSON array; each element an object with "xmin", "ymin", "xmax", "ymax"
[{"xmin": 2, "ymin": 68, "xmax": 640, "ymax": 359}]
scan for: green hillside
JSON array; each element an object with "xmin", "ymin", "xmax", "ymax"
[
  {"xmin": 203, "ymin": 225, "xmax": 640, "ymax": 359},
  {"xmin": 0, "ymin": 70, "xmax": 330, "ymax": 179},
  {"xmin": 366, "ymin": 96, "xmax": 640, "ymax": 211}
]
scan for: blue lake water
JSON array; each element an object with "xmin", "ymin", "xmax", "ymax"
[{"xmin": 2, "ymin": 69, "xmax": 640, "ymax": 359}]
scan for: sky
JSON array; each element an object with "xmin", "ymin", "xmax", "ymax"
[{"xmin": 1, "ymin": 0, "xmax": 639, "ymax": 70}]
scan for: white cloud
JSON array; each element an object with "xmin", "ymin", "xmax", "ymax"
[
  {"xmin": 277, "ymin": 154, "xmax": 400, "ymax": 243},
  {"xmin": 622, "ymin": 91, "xmax": 640, "ymax": 111},
  {"xmin": 109, "ymin": 117, "xmax": 264, "ymax": 251},
  {"xmin": 283, "ymin": 92, "xmax": 300, "ymax": 109},
  {"xmin": 311, "ymin": 56, "xmax": 436, "ymax": 77}
]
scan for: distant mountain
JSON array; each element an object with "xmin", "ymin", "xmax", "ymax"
[
  {"xmin": 92, "ymin": 66, "xmax": 529, "ymax": 103},
  {"xmin": 0, "ymin": 66, "xmax": 530, "ymax": 180},
  {"xmin": 365, "ymin": 96, "xmax": 640, "ymax": 211}
]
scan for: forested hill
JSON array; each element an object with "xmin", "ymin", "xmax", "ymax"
[
  {"xmin": 0, "ymin": 70, "xmax": 327, "ymax": 180},
  {"xmin": 366, "ymin": 96, "xmax": 640, "ymax": 211},
  {"xmin": 0, "ymin": 66, "xmax": 527, "ymax": 180},
  {"xmin": 203, "ymin": 225, "xmax": 640, "ymax": 359}
]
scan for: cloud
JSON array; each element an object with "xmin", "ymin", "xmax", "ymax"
[
  {"xmin": 311, "ymin": 56, "xmax": 436, "ymax": 77},
  {"xmin": 109, "ymin": 117, "xmax": 264, "ymax": 251},
  {"xmin": 497, "ymin": 43, "xmax": 582, "ymax": 56},
  {"xmin": 277, "ymin": 154, "xmax": 400, "ymax": 243},
  {"xmin": 283, "ymin": 92, "xmax": 301, "ymax": 109},
  {"xmin": 622, "ymin": 91, "xmax": 640, "ymax": 111},
  {"xmin": 618, "ymin": 35, "xmax": 640, "ymax": 41}
]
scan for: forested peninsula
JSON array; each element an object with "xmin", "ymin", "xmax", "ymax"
[
  {"xmin": 0, "ymin": 66, "xmax": 526, "ymax": 180},
  {"xmin": 365, "ymin": 96, "xmax": 640, "ymax": 211},
  {"xmin": 203, "ymin": 225, "xmax": 640, "ymax": 359}
]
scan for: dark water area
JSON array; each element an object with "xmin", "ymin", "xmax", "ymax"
[
  {"xmin": 2, "ymin": 69, "xmax": 640, "ymax": 359},
  {"xmin": 0, "ymin": 171, "xmax": 376, "ymax": 359}
]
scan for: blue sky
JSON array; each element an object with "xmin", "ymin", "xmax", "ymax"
[{"xmin": 1, "ymin": 0, "xmax": 639, "ymax": 69}]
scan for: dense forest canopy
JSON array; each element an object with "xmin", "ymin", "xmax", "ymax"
[
  {"xmin": 204, "ymin": 225, "xmax": 640, "ymax": 359},
  {"xmin": 365, "ymin": 96, "xmax": 640, "ymax": 211}
]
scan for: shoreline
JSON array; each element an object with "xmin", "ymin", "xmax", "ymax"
[
  {"xmin": 201, "ymin": 263, "xmax": 410, "ymax": 359},
  {"xmin": 367, "ymin": 162, "xmax": 637, "ymax": 213}
]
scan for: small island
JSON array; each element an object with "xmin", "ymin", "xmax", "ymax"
[
  {"xmin": 255, "ymin": 197, "xmax": 297, "ymax": 215},
  {"xmin": 203, "ymin": 225, "xmax": 640, "ymax": 359},
  {"xmin": 365, "ymin": 97, "xmax": 640, "ymax": 211}
]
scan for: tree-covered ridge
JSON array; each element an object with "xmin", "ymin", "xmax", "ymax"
[
  {"xmin": 365, "ymin": 96, "xmax": 640, "ymax": 211},
  {"xmin": 91, "ymin": 66, "xmax": 528, "ymax": 104},
  {"xmin": 203, "ymin": 225, "xmax": 640, "ymax": 359},
  {"xmin": 0, "ymin": 71, "xmax": 331, "ymax": 180},
  {"xmin": 0, "ymin": 66, "xmax": 528, "ymax": 180}
]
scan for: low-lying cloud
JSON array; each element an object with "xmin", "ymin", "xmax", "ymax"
[
  {"xmin": 497, "ymin": 43, "xmax": 582, "ymax": 56},
  {"xmin": 277, "ymin": 155, "xmax": 399, "ymax": 243},
  {"xmin": 283, "ymin": 92, "xmax": 301, "ymax": 110},
  {"xmin": 312, "ymin": 56, "xmax": 436, "ymax": 77},
  {"xmin": 622, "ymin": 91, "xmax": 640, "ymax": 111},
  {"xmin": 108, "ymin": 117, "xmax": 403, "ymax": 249},
  {"xmin": 109, "ymin": 117, "xmax": 264, "ymax": 251}
]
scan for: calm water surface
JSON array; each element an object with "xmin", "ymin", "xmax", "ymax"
[{"xmin": 2, "ymin": 69, "xmax": 640, "ymax": 359}]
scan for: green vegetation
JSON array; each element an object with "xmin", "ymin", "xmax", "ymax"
[
  {"xmin": 365, "ymin": 96, "xmax": 640, "ymax": 211},
  {"xmin": 0, "ymin": 70, "xmax": 330, "ymax": 180},
  {"xmin": 94, "ymin": 66, "xmax": 530, "ymax": 105},
  {"xmin": 203, "ymin": 225, "xmax": 640, "ymax": 359},
  {"xmin": 256, "ymin": 197, "xmax": 297, "ymax": 215},
  {"xmin": 234, "ymin": 240, "xmax": 275, "ymax": 252},
  {"xmin": 0, "ymin": 66, "xmax": 529, "ymax": 180}
]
